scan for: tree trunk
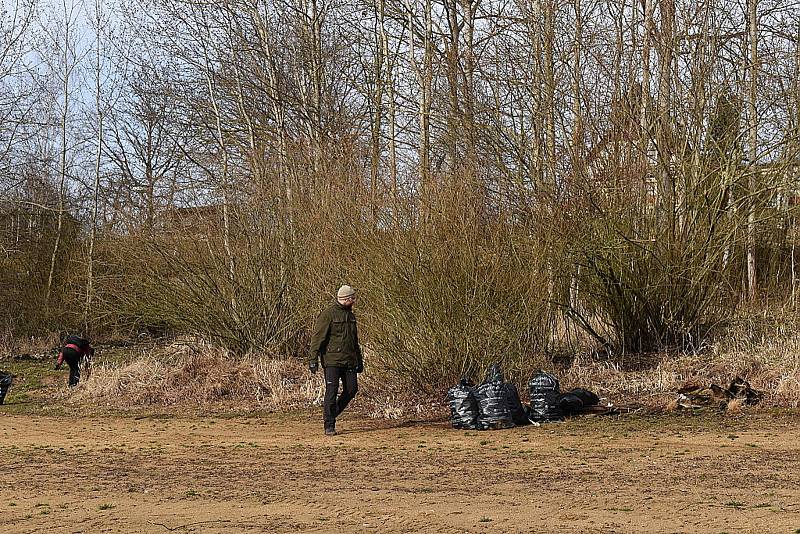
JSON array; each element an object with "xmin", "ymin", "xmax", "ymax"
[
  {"xmin": 407, "ymin": 0, "xmax": 432, "ymax": 218},
  {"xmin": 86, "ymin": 12, "xmax": 103, "ymax": 332},
  {"xmin": 46, "ymin": 12, "xmax": 72, "ymax": 307},
  {"xmin": 656, "ymin": 0, "xmax": 675, "ymax": 229},
  {"xmin": 542, "ymin": 0, "xmax": 557, "ymax": 192},
  {"xmin": 746, "ymin": 0, "xmax": 758, "ymax": 300},
  {"xmin": 571, "ymin": 0, "xmax": 583, "ymax": 178},
  {"xmin": 370, "ymin": 0, "xmax": 386, "ymax": 226},
  {"xmin": 199, "ymin": 22, "xmax": 236, "ymax": 312}
]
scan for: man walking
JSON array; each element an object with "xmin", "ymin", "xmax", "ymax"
[
  {"xmin": 55, "ymin": 335, "xmax": 95, "ymax": 387},
  {"xmin": 309, "ymin": 285, "xmax": 363, "ymax": 436}
]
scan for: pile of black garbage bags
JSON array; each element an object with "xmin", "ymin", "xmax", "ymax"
[{"xmin": 447, "ymin": 363, "xmax": 600, "ymax": 430}]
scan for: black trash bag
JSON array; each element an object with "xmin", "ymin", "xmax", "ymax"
[
  {"xmin": 568, "ymin": 387, "xmax": 600, "ymax": 407},
  {"xmin": 502, "ymin": 383, "xmax": 529, "ymax": 426},
  {"xmin": 476, "ymin": 383, "xmax": 515, "ymax": 430},
  {"xmin": 528, "ymin": 371, "xmax": 563, "ymax": 422},
  {"xmin": 0, "ymin": 373, "xmax": 13, "ymax": 405},
  {"xmin": 447, "ymin": 378, "xmax": 479, "ymax": 430},
  {"xmin": 557, "ymin": 392, "xmax": 584, "ymax": 416},
  {"xmin": 475, "ymin": 363, "xmax": 514, "ymax": 430}
]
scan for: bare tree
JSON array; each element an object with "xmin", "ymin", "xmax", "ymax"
[
  {"xmin": 40, "ymin": 0, "xmax": 86, "ymax": 306},
  {"xmin": 746, "ymin": 0, "xmax": 759, "ymax": 300}
]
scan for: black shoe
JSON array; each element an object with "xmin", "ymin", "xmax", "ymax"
[{"xmin": 324, "ymin": 428, "xmax": 337, "ymax": 436}]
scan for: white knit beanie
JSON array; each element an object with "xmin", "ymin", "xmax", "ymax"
[{"xmin": 337, "ymin": 285, "xmax": 356, "ymax": 298}]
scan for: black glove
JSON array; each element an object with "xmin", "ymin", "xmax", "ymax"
[
  {"xmin": 309, "ymin": 361, "xmax": 319, "ymax": 375},
  {"xmin": 356, "ymin": 361, "xmax": 364, "ymax": 374}
]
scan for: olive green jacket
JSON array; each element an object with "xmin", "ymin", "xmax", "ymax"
[{"xmin": 309, "ymin": 301, "xmax": 363, "ymax": 369}]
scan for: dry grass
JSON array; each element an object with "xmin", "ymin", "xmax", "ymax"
[
  {"xmin": 68, "ymin": 340, "xmax": 322, "ymax": 411},
  {"xmin": 555, "ymin": 314, "xmax": 800, "ymax": 409},
  {"xmin": 664, "ymin": 398, "xmax": 681, "ymax": 412},
  {"xmin": 65, "ymin": 340, "xmax": 800, "ymax": 413},
  {"xmin": 55, "ymin": 310, "xmax": 800, "ymax": 414},
  {"xmin": 0, "ymin": 332, "xmax": 60, "ymax": 357},
  {"xmin": 725, "ymin": 398, "xmax": 745, "ymax": 414},
  {"xmin": 63, "ymin": 339, "xmax": 443, "ymax": 418}
]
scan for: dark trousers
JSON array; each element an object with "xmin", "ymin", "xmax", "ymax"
[
  {"xmin": 64, "ymin": 352, "xmax": 81, "ymax": 387},
  {"xmin": 323, "ymin": 366, "xmax": 358, "ymax": 429}
]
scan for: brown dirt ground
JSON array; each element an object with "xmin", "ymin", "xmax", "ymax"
[{"xmin": 1, "ymin": 411, "xmax": 799, "ymax": 533}]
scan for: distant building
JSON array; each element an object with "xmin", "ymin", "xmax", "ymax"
[{"xmin": 0, "ymin": 202, "xmax": 79, "ymax": 249}]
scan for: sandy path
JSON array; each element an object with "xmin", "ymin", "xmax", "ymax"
[{"xmin": 2, "ymin": 412, "xmax": 799, "ymax": 533}]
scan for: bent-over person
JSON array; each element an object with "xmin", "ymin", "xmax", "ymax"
[{"xmin": 55, "ymin": 335, "xmax": 95, "ymax": 387}]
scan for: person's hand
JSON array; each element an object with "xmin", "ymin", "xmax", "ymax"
[{"xmin": 309, "ymin": 362, "xmax": 319, "ymax": 375}]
